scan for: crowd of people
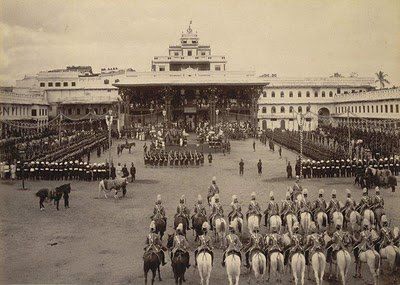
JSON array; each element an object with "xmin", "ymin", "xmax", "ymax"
[
  {"xmin": 144, "ymin": 149, "xmax": 205, "ymax": 167},
  {"xmin": 143, "ymin": 177, "xmax": 399, "ymax": 284}
]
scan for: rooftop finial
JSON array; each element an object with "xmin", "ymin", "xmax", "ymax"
[{"xmin": 187, "ymin": 20, "xmax": 192, "ymax": 34}]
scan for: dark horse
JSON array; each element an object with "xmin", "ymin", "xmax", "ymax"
[
  {"xmin": 192, "ymin": 214, "xmax": 207, "ymax": 242},
  {"xmin": 36, "ymin": 184, "xmax": 71, "ymax": 211},
  {"xmin": 153, "ymin": 213, "xmax": 167, "ymax": 240},
  {"xmin": 167, "ymin": 234, "xmax": 189, "ymax": 285},
  {"xmin": 56, "ymin": 183, "xmax": 71, "ymax": 209},
  {"xmin": 143, "ymin": 251, "xmax": 162, "ymax": 285},
  {"xmin": 174, "ymin": 215, "xmax": 188, "ymax": 236}
]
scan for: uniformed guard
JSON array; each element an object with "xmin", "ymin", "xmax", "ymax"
[
  {"xmin": 264, "ymin": 191, "xmax": 279, "ymax": 227},
  {"xmin": 342, "ymin": 189, "xmax": 357, "ymax": 220},
  {"xmin": 378, "ymin": 215, "xmax": 398, "ymax": 252},
  {"xmin": 228, "ymin": 195, "xmax": 243, "ymax": 223},
  {"xmin": 281, "ymin": 191, "xmax": 296, "ymax": 226},
  {"xmin": 284, "ymin": 222, "xmax": 304, "ymax": 265},
  {"xmin": 192, "ymin": 194, "xmax": 206, "ymax": 224},
  {"xmin": 194, "ymin": 222, "xmax": 213, "ymax": 267},
  {"xmin": 371, "ymin": 187, "xmax": 385, "ymax": 221},
  {"xmin": 297, "ymin": 189, "xmax": 312, "ymax": 219},
  {"xmin": 143, "ymin": 221, "xmax": 167, "ymax": 266},
  {"xmin": 313, "ymin": 189, "xmax": 327, "ymax": 221},
  {"xmin": 246, "ymin": 192, "xmax": 262, "ymax": 221},
  {"xmin": 222, "ymin": 222, "xmax": 242, "ymax": 267},
  {"xmin": 326, "ymin": 219, "xmax": 347, "ymax": 263},
  {"xmin": 151, "ymin": 194, "xmax": 166, "ymax": 223},
  {"xmin": 326, "ymin": 189, "xmax": 341, "ymax": 222},
  {"xmin": 207, "ymin": 176, "xmax": 219, "ymax": 205},
  {"xmin": 171, "ymin": 223, "xmax": 191, "ymax": 268},
  {"xmin": 345, "ymin": 159, "xmax": 352, "ymax": 177},
  {"xmin": 357, "ymin": 188, "xmax": 371, "ymax": 215},
  {"xmin": 243, "ymin": 225, "xmax": 264, "ymax": 268},
  {"xmin": 265, "ymin": 224, "xmax": 284, "ymax": 261},
  {"xmin": 175, "ymin": 195, "xmax": 190, "ymax": 231},
  {"xmin": 209, "ymin": 194, "xmax": 224, "ymax": 231},
  {"xmin": 305, "ymin": 222, "xmax": 324, "ymax": 266},
  {"xmin": 340, "ymin": 159, "xmax": 346, "ymax": 177},
  {"xmin": 353, "ymin": 219, "xmax": 379, "ymax": 264}
]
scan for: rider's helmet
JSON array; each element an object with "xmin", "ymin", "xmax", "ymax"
[
  {"xmin": 150, "ymin": 220, "xmax": 156, "ymax": 232},
  {"xmin": 180, "ymin": 195, "xmax": 185, "ymax": 204},
  {"xmin": 362, "ymin": 188, "xmax": 368, "ymax": 195},
  {"xmin": 212, "ymin": 176, "xmax": 217, "ymax": 183},
  {"xmin": 375, "ymin": 187, "xmax": 380, "ymax": 195},
  {"xmin": 271, "ymin": 225, "xmax": 278, "ymax": 233},
  {"xmin": 310, "ymin": 222, "xmax": 317, "ymax": 233},
  {"xmin": 293, "ymin": 222, "xmax": 300, "ymax": 231},
  {"xmin": 302, "ymin": 188, "xmax": 308, "ymax": 197},
  {"xmin": 214, "ymin": 194, "xmax": 220, "ymax": 202},
  {"xmin": 381, "ymin": 215, "xmax": 388, "ymax": 227},
  {"xmin": 332, "ymin": 189, "xmax": 337, "ymax": 198},
  {"xmin": 229, "ymin": 222, "xmax": 235, "ymax": 232},
  {"xmin": 254, "ymin": 225, "xmax": 259, "ymax": 233},
  {"xmin": 318, "ymin": 189, "xmax": 324, "ymax": 197},
  {"xmin": 202, "ymin": 222, "xmax": 209, "ymax": 233},
  {"xmin": 346, "ymin": 189, "xmax": 351, "ymax": 197},
  {"xmin": 270, "ymin": 191, "xmax": 274, "ymax": 200},
  {"xmin": 335, "ymin": 219, "xmax": 342, "ymax": 230},
  {"xmin": 286, "ymin": 191, "xmax": 291, "ymax": 200},
  {"xmin": 197, "ymin": 194, "xmax": 203, "ymax": 203},
  {"xmin": 362, "ymin": 218, "xmax": 370, "ymax": 230},
  {"xmin": 156, "ymin": 194, "xmax": 162, "ymax": 204},
  {"xmin": 176, "ymin": 223, "xmax": 184, "ymax": 234},
  {"xmin": 232, "ymin": 195, "xmax": 238, "ymax": 203},
  {"xmin": 251, "ymin": 192, "xmax": 256, "ymax": 200}
]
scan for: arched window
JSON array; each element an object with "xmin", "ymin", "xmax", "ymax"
[
  {"xmin": 271, "ymin": 106, "xmax": 276, "ymax": 113},
  {"xmin": 289, "ymin": 91, "xmax": 293, "ymax": 97},
  {"xmin": 322, "ymin": 91, "xmax": 326, "ymax": 97},
  {"xmin": 281, "ymin": 106, "xmax": 285, "ymax": 113},
  {"xmin": 306, "ymin": 106, "xmax": 311, "ymax": 112},
  {"xmin": 271, "ymin": 91, "xmax": 275, "ymax": 98},
  {"xmin": 263, "ymin": 91, "xmax": 267, "ymax": 97},
  {"xmin": 280, "ymin": 91, "xmax": 284, "ymax": 98},
  {"xmin": 289, "ymin": 106, "xmax": 294, "ymax": 113},
  {"xmin": 298, "ymin": 91, "xmax": 302, "ymax": 97},
  {"xmin": 262, "ymin": 120, "xmax": 267, "ymax": 130},
  {"xmin": 314, "ymin": 91, "xmax": 318, "ymax": 97},
  {"xmin": 329, "ymin": 91, "xmax": 333, "ymax": 97},
  {"xmin": 262, "ymin": 107, "xmax": 267, "ymax": 113},
  {"xmin": 104, "ymin": 79, "xmax": 109, "ymax": 84},
  {"xmin": 298, "ymin": 106, "xmax": 303, "ymax": 113},
  {"xmin": 306, "ymin": 91, "xmax": 310, "ymax": 97}
]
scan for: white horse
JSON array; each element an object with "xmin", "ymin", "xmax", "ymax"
[
  {"xmin": 226, "ymin": 253, "xmax": 241, "ymax": 285},
  {"xmin": 357, "ymin": 249, "xmax": 380, "ymax": 285},
  {"xmin": 248, "ymin": 214, "xmax": 260, "ymax": 235},
  {"xmin": 332, "ymin": 211, "xmax": 344, "ymax": 229},
  {"xmin": 310, "ymin": 251, "xmax": 326, "ymax": 285},
  {"xmin": 196, "ymin": 251, "xmax": 212, "ymax": 285},
  {"xmin": 249, "ymin": 251, "xmax": 267, "ymax": 284},
  {"xmin": 336, "ymin": 249, "xmax": 352, "ymax": 285},
  {"xmin": 98, "ymin": 178, "xmax": 128, "ymax": 199},
  {"xmin": 231, "ymin": 216, "xmax": 243, "ymax": 235},
  {"xmin": 379, "ymin": 244, "xmax": 399, "ymax": 273},
  {"xmin": 214, "ymin": 217, "xmax": 227, "ymax": 248},
  {"xmin": 269, "ymin": 251, "xmax": 284, "ymax": 283},
  {"xmin": 285, "ymin": 213, "xmax": 298, "ymax": 236},
  {"xmin": 291, "ymin": 252, "xmax": 306, "ymax": 285},
  {"xmin": 300, "ymin": 212, "xmax": 312, "ymax": 235},
  {"xmin": 316, "ymin": 211, "xmax": 328, "ymax": 231},
  {"xmin": 363, "ymin": 209, "xmax": 375, "ymax": 229},
  {"xmin": 348, "ymin": 210, "xmax": 362, "ymax": 232},
  {"xmin": 269, "ymin": 215, "xmax": 282, "ymax": 232}
]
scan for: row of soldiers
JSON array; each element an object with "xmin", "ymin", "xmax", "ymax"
[
  {"xmin": 15, "ymin": 160, "xmax": 112, "ymax": 181},
  {"xmin": 144, "ymin": 150, "xmax": 205, "ymax": 167},
  {"xmin": 296, "ymin": 157, "xmax": 400, "ymax": 179},
  {"xmin": 144, "ymin": 188, "xmax": 396, "ymax": 270}
]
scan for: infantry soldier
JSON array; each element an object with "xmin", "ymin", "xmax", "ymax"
[
  {"xmin": 207, "ymin": 176, "xmax": 219, "ymax": 205},
  {"xmin": 243, "ymin": 225, "xmax": 264, "ymax": 268},
  {"xmin": 144, "ymin": 221, "xmax": 167, "ymax": 266},
  {"xmin": 222, "ymin": 222, "xmax": 242, "ymax": 267},
  {"xmin": 209, "ymin": 194, "xmax": 224, "ymax": 230},
  {"xmin": 194, "ymin": 222, "xmax": 213, "ymax": 267},
  {"xmin": 246, "ymin": 192, "xmax": 262, "ymax": 221},
  {"xmin": 345, "ymin": 159, "xmax": 352, "ymax": 177},
  {"xmin": 340, "ymin": 159, "xmax": 346, "ymax": 177},
  {"xmin": 170, "ymin": 223, "xmax": 190, "ymax": 268},
  {"xmin": 228, "ymin": 195, "xmax": 243, "ymax": 223},
  {"xmin": 175, "ymin": 195, "xmax": 190, "ymax": 231},
  {"xmin": 264, "ymin": 191, "xmax": 279, "ymax": 227}
]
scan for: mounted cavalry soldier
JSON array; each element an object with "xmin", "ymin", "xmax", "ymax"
[
  {"xmin": 326, "ymin": 219, "xmax": 347, "ymax": 263},
  {"xmin": 292, "ymin": 176, "xmax": 303, "ymax": 201},
  {"xmin": 326, "ymin": 189, "xmax": 341, "ymax": 222},
  {"xmin": 371, "ymin": 187, "xmax": 385, "ymax": 220},
  {"xmin": 151, "ymin": 194, "xmax": 166, "ymax": 223},
  {"xmin": 243, "ymin": 225, "xmax": 264, "ymax": 268},
  {"xmin": 144, "ymin": 221, "xmax": 167, "ymax": 266},
  {"xmin": 353, "ymin": 219, "xmax": 379, "ymax": 262},
  {"xmin": 378, "ymin": 215, "xmax": 399, "ymax": 252},
  {"xmin": 342, "ymin": 189, "xmax": 357, "ymax": 220},
  {"xmin": 281, "ymin": 191, "xmax": 297, "ymax": 226},
  {"xmin": 175, "ymin": 195, "xmax": 190, "ymax": 231},
  {"xmin": 194, "ymin": 222, "xmax": 213, "ymax": 267},
  {"xmin": 305, "ymin": 222, "xmax": 325, "ymax": 265},
  {"xmin": 209, "ymin": 194, "xmax": 224, "ymax": 230},
  {"xmin": 297, "ymin": 189, "xmax": 312, "ymax": 219},
  {"xmin": 171, "ymin": 223, "xmax": 191, "ymax": 268},
  {"xmin": 284, "ymin": 222, "xmax": 304, "ymax": 265},
  {"xmin": 192, "ymin": 194, "xmax": 207, "ymax": 225},
  {"xmin": 222, "ymin": 222, "xmax": 242, "ymax": 267},
  {"xmin": 246, "ymin": 192, "xmax": 262, "ymax": 221},
  {"xmin": 264, "ymin": 191, "xmax": 279, "ymax": 227},
  {"xmin": 228, "ymin": 195, "xmax": 243, "ymax": 222},
  {"xmin": 313, "ymin": 189, "xmax": 327, "ymax": 220},
  {"xmin": 207, "ymin": 176, "xmax": 219, "ymax": 205},
  {"xmin": 265, "ymin": 224, "xmax": 284, "ymax": 260},
  {"xmin": 357, "ymin": 188, "xmax": 372, "ymax": 214}
]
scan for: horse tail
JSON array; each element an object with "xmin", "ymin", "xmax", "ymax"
[
  {"xmin": 277, "ymin": 253, "xmax": 283, "ymax": 273},
  {"xmin": 317, "ymin": 253, "xmax": 324, "ymax": 279},
  {"xmin": 396, "ymin": 251, "xmax": 400, "ymax": 266},
  {"xmin": 220, "ymin": 219, "xmax": 226, "ymax": 233},
  {"xmin": 258, "ymin": 254, "xmax": 264, "ymax": 275},
  {"xmin": 322, "ymin": 213, "xmax": 327, "ymax": 227},
  {"xmin": 374, "ymin": 251, "xmax": 380, "ymax": 275}
]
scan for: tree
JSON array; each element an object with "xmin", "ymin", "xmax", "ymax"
[{"xmin": 375, "ymin": 71, "xmax": 390, "ymax": 89}]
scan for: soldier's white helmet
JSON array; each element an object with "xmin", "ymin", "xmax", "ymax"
[
  {"xmin": 232, "ymin": 195, "xmax": 237, "ymax": 201},
  {"xmin": 180, "ymin": 195, "xmax": 185, "ymax": 202},
  {"xmin": 177, "ymin": 223, "xmax": 184, "ymax": 232},
  {"xmin": 346, "ymin": 189, "xmax": 351, "ymax": 195},
  {"xmin": 270, "ymin": 191, "xmax": 274, "ymax": 198},
  {"xmin": 150, "ymin": 220, "xmax": 156, "ymax": 230},
  {"xmin": 212, "ymin": 176, "xmax": 217, "ymax": 182},
  {"xmin": 335, "ymin": 219, "xmax": 343, "ymax": 227},
  {"xmin": 302, "ymin": 189, "xmax": 308, "ymax": 195},
  {"xmin": 318, "ymin": 189, "xmax": 324, "ymax": 195},
  {"xmin": 293, "ymin": 222, "xmax": 300, "ymax": 229},
  {"xmin": 198, "ymin": 194, "xmax": 203, "ymax": 201},
  {"xmin": 332, "ymin": 189, "xmax": 337, "ymax": 196},
  {"xmin": 375, "ymin": 186, "xmax": 380, "ymax": 193},
  {"xmin": 156, "ymin": 194, "xmax": 162, "ymax": 202},
  {"xmin": 202, "ymin": 222, "xmax": 209, "ymax": 230},
  {"xmin": 362, "ymin": 219, "xmax": 370, "ymax": 228},
  {"xmin": 251, "ymin": 192, "xmax": 256, "ymax": 198},
  {"xmin": 286, "ymin": 192, "xmax": 291, "ymax": 199},
  {"xmin": 362, "ymin": 188, "xmax": 368, "ymax": 194},
  {"xmin": 214, "ymin": 194, "xmax": 220, "ymax": 200},
  {"xmin": 381, "ymin": 215, "xmax": 388, "ymax": 226}
]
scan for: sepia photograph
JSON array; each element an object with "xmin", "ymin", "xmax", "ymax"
[{"xmin": 0, "ymin": 0, "xmax": 399, "ymax": 284}]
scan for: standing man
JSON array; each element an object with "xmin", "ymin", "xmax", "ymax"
[
  {"xmin": 130, "ymin": 163, "xmax": 136, "ymax": 182},
  {"xmin": 110, "ymin": 163, "xmax": 116, "ymax": 180},
  {"xmin": 208, "ymin": 153, "xmax": 213, "ymax": 165},
  {"xmin": 239, "ymin": 159, "xmax": 244, "ymax": 176},
  {"xmin": 257, "ymin": 159, "xmax": 262, "ymax": 176},
  {"xmin": 278, "ymin": 146, "xmax": 282, "ymax": 158},
  {"xmin": 253, "ymin": 140, "xmax": 256, "ymax": 152},
  {"xmin": 287, "ymin": 162, "xmax": 293, "ymax": 179}
]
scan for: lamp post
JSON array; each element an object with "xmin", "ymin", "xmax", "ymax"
[{"xmin": 105, "ymin": 110, "xmax": 113, "ymax": 174}]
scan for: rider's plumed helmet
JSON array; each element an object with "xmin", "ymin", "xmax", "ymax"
[
  {"xmin": 150, "ymin": 220, "xmax": 156, "ymax": 231},
  {"xmin": 318, "ymin": 189, "xmax": 324, "ymax": 196},
  {"xmin": 202, "ymin": 222, "xmax": 209, "ymax": 231}
]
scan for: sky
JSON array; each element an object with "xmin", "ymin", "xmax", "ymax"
[{"xmin": 1, "ymin": 0, "xmax": 399, "ymax": 86}]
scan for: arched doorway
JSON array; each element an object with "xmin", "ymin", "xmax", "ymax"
[
  {"xmin": 280, "ymin": 119, "xmax": 286, "ymax": 130},
  {"xmin": 262, "ymin": 120, "xmax": 267, "ymax": 130},
  {"xmin": 318, "ymin": 107, "xmax": 331, "ymax": 127}
]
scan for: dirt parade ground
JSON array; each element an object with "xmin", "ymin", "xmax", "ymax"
[{"xmin": 1, "ymin": 139, "xmax": 399, "ymax": 285}]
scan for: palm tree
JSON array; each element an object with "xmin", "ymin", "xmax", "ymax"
[{"xmin": 375, "ymin": 71, "xmax": 390, "ymax": 89}]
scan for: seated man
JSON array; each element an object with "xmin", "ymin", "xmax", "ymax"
[
  {"xmin": 209, "ymin": 194, "xmax": 224, "ymax": 230},
  {"xmin": 313, "ymin": 189, "xmax": 327, "ymax": 221},
  {"xmin": 265, "ymin": 225, "xmax": 283, "ymax": 261},
  {"xmin": 342, "ymin": 189, "xmax": 356, "ymax": 220},
  {"xmin": 207, "ymin": 176, "xmax": 219, "ymax": 205},
  {"xmin": 151, "ymin": 194, "xmax": 166, "ymax": 222},
  {"xmin": 264, "ymin": 191, "xmax": 280, "ymax": 227},
  {"xmin": 143, "ymin": 221, "xmax": 166, "ymax": 266},
  {"xmin": 246, "ymin": 192, "xmax": 262, "ymax": 221},
  {"xmin": 175, "ymin": 195, "xmax": 190, "ymax": 231},
  {"xmin": 281, "ymin": 191, "xmax": 297, "ymax": 226},
  {"xmin": 284, "ymin": 222, "xmax": 304, "ymax": 265},
  {"xmin": 327, "ymin": 220, "xmax": 347, "ymax": 263},
  {"xmin": 371, "ymin": 187, "xmax": 385, "ymax": 219},
  {"xmin": 379, "ymin": 215, "xmax": 399, "ymax": 252},
  {"xmin": 194, "ymin": 222, "xmax": 213, "ymax": 267},
  {"xmin": 192, "ymin": 194, "xmax": 207, "ymax": 224},
  {"xmin": 228, "ymin": 195, "xmax": 243, "ymax": 222},
  {"xmin": 326, "ymin": 189, "xmax": 341, "ymax": 222},
  {"xmin": 171, "ymin": 223, "xmax": 190, "ymax": 268},
  {"xmin": 357, "ymin": 188, "xmax": 371, "ymax": 215},
  {"xmin": 222, "ymin": 222, "xmax": 242, "ymax": 267},
  {"xmin": 243, "ymin": 225, "xmax": 264, "ymax": 268},
  {"xmin": 305, "ymin": 222, "xmax": 324, "ymax": 266},
  {"xmin": 353, "ymin": 219, "xmax": 379, "ymax": 263}
]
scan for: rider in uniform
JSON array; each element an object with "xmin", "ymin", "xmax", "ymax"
[
  {"xmin": 305, "ymin": 222, "xmax": 325, "ymax": 266},
  {"xmin": 222, "ymin": 222, "xmax": 242, "ymax": 267},
  {"xmin": 357, "ymin": 188, "xmax": 371, "ymax": 215},
  {"xmin": 207, "ymin": 176, "xmax": 219, "ymax": 205},
  {"xmin": 144, "ymin": 221, "xmax": 166, "ymax": 265},
  {"xmin": 246, "ymin": 192, "xmax": 262, "ymax": 221},
  {"xmin": 353, "ymin": 219, "xmax": 377, "ymax": 262},
  {"xmin": 342, "ymin": 189, "xmax": 357, "ymax": 221},
  {"xmin": 371, "ymin": 187, "xmax": 385, "ymax": 219},
  {"xmin": 379, "ymin": 215, "xmax": 399, "ymax": 252},
  {"xmin": 151, "ymin": 194, "xmax": 166, "ymax": 223},
  {"xmin": 284, "ymin": 222, "xmax": 304, "ymax": 265},
  {"xmin": 297, "ymin": 189, "xmax": 312, "ymax": 221},
  {"xmin": 171, "ymin": 223, "xmax": 190, "ymax": 268},
  {"xmin": 327, "ymin": 219, "xmax": 347, "ymax": 263},
  {"xmin": 281, "ymin": 191, "xmax": 297, "ymax": 226},
  {"xmin": 175, "ymin": 195, "xmax": 190, "ymax": 231},
  {"xmin": 228, "ymin": 195, "xmax": 243, "ymax": 223},
  {"xmin": 194, "ymin": 222, "xmax": 213, "ymax": 267},
  {"xmin": 326, "ymin": 189, "xmax": 341, "ymax": 223},
  {"xmin": 313, "ymin": 189, "xmax": 327, "ymax": 221},
  {"xmin": 265, "ymin": 225, "xmax": 283, "ymax": 261},
  {"xmin": 191, "ymin": 194, "xmax": 206, "ymax": 225},
  {"xmin": 264, "ymin": 191, "xmax": 280, "ymax": 227},
  {"xmin": 243, "ymin": 225, "xmax": 264, "ymax": 268},
  {"xmin": 209, "ymin": 194, "xmax": 224, "ymax": 231}
]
